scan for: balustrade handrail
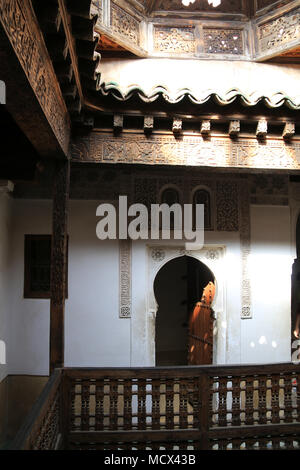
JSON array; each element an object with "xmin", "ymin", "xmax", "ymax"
[
  {"xmin": 9, "ymin": 362, "xmax": 300, "ymax": 450},
  {"xmin": 11, "ymin": 368, "xmax": 63, "ymax": 450}
]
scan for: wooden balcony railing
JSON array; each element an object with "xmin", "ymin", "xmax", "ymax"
[{"xmin": 12, "ymin": 363, "xmax": 300, "ymax": 450}]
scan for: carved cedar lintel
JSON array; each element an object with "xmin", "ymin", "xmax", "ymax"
[{"xmin": 71, "ymin": 133, "xmax": 300, "ymax": 170}]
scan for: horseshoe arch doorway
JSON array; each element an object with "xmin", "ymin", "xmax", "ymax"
[{"xmin": 154, "ymin": 255, "xmax": 216, "ymax": 366}]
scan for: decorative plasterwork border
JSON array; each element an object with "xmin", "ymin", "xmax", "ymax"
[
  {"xmin": 239, "ymin": 179, "xmax": 251, "ymax": 319},
  {"xmin": 119, "ymin": 239, "xmax": 132, "ymax": 318},
  {"xmin": 72, "ymin": 133, "xmax": 300, "ymax": 170}
]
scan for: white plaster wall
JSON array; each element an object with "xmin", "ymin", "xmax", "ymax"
[
  {"xmin": 65, "ymin": 200, "xmax": 130, "ymax": 367},
  {"xmin": 9, "ymin": 200, "xmax": 52, "ymax": 375},
  {"xmin": 241, "ymin": 205, "xmax": 292, "ymax": 364},
  {"xmin": 7, "ymin": 199, "xmax": 293, "ymax": 373},
  {"xmin": 0, "ymin": 192, "xmax": 12, "ymax": 382}
]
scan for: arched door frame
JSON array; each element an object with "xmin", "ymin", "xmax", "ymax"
[{"xmin": 146, "ymin": 244, "xmax": 226, "ymax": 366}]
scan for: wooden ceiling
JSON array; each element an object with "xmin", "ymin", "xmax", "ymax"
[{"xmin": 145, "ymin": 0, "xmax": 293, "ymax": 16}]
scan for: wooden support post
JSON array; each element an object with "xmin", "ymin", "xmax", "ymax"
[
  {"xmin": 199, "ymin": 372, "xmax": 210, "ymax": 450},
  {"xmin": 50, "ymin": 159, "xmax": 70, "ymax": 373}
]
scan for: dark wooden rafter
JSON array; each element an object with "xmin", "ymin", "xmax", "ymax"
[
  {"xmin": 146, "ymin": 0, "xmax": 160, "ymax": 14},
  {"xmin": 50, "ymin": 159, "xmax": 70, "ymax": 373},
  {"xmin": 33, "ymin": 0, "xmax": 101, "ymax": 129}
]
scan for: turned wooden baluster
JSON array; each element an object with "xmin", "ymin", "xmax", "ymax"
[
  {"xmin": 245, "ymin": 376, "xmax": 254, "ymax": 425},
  {"xmin": 218, "ymin": 377, "xmax": 228, "ymax": 426},
  {"xmin": 81, "ymin": 380, "xmax": 91, "ymax": 431},
  {"xmin": 231, "ymin": 376, "xmax": 241, "ymax": 426},
  {"xmin": 109, "ymin": 379, "xmax": 119, "ymax": 430},
  {"xmin": 283, "ymin": 374, "xmax": 293, "ymax": 423},
  {"xmin": 165, "ymin": 379, "xmax": 175, "ymax": 429},
  {"xmin": 151, "ymin": 379, "xmax": 161, "ymax": 430},
  {"xmin": 258, "ymin": 375, "xmax": 268, "ymax": 424},
  {"xmin": 179, "ymin": 379, "xmax": 188, "ymax": 429},
  {"xmin": 137, "ymin": 379, "xmax": 147, "ymax": 430},
  {"xmin": 95, "ymin": 379, "xmax": 105, "ymax": 431},
  {"xmin": 271, "ymin": 375, "xmax": 281, "ymax": 424},
  {"xmin": 123, "ymin": 378, "xmax": 133, "ymax": 430}
]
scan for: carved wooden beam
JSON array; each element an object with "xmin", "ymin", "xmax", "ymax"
[
  {"xmin": 0, "ymin": 0, "xmax": 70, "ymax": 158},
  {"xmin": 256, "ymin": 119, "xmax": 268, "ymax": 138},
  {"xmin": 50, "ymin": 159, "xmax": 70, "ymax": 372},
  {"xmin": 201, "ymin": 120, "xmax": 211, "ymax": 135},
  {"xmin": 282, "ymin": 122, "xmax": 295, "ymax": 140}
]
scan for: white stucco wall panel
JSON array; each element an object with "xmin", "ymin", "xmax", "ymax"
[{"xmin": 242, "ymin": 205, "xmax": 292, "ymax": 364}]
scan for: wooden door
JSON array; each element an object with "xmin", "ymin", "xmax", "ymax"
[{"xmin": 188, "ymin": 280, "xmax": 215, "ymax": 365}]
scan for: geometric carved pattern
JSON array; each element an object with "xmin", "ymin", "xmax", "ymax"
[
  {"xmin": 216, "ymin": 181, "xmax": 239, "ymax": 231},
  {"xmin": 119, "ymin": 239, "xmax": 132, "ymax": 318},
  {"xmin": 203, "ymin": 29, "xmax": 244, "ymax": 55},
  {"xmin": 0, "ymin": 0, "xmax": 70, "ymax": 155},
  {"xmin": 110, "ymin": 2, "xmax": 140, "ymax": 46},
  {"xmin": 258, "ymin": 8, "xmax": 300, "ymax": 52},
  {"xmin": 154, "ymin": 27, "xmax": 195, "ymax": 53},
  {"xmin": 71, "ymin": 133, "xmax": 300, "ymax": 171},
  {"xmin": 250, "ymin": 174, "xmax": 289, "ymax": 206}
]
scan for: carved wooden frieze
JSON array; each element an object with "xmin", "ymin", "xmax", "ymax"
[
  {"xmin": 71, "ymin": 133, "xmax": 300, "ymax": 171},
  {"xmin": 110, "ymin": 2, "xmax": 140, "ymax": 46},
  {"xmin": 258, "ymin": 8, "xmax": 300, "ymax": 53},
  {"xmin": 154, "ymin": 26, "xmax": 195, "ymax": 54},
  {"xmin": 203, "ymin": 29, "xmax": 244, "ymax": 55},
  {"xmin": 0, "ymin": 0, "xmax": 70, "ymax": 155},
  {"xmin": 119, "ymin": 239, "xmax": 132, "ymax": 318}
]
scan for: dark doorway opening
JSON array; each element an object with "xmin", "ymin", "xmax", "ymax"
[{"xmin": 154, "ymin": 256, "xmax": 215, "ymax": 367}]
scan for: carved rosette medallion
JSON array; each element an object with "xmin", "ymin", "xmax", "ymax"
[{"xmin": 151, "ymin": 249, "xmax": 165, "ymax": 262}]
